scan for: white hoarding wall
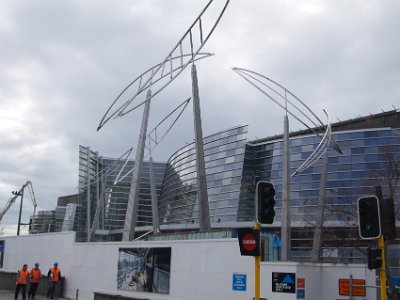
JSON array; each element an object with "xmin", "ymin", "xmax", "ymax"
[{"xmin": 0, "ymin": 232, "xmax": 377, "ymax": 300}]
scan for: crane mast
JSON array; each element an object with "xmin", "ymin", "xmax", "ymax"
[{"xmin": 0, "ymin": 181, "xmax": 37, "ymax": 233}]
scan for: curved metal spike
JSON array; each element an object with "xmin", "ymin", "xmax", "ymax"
[
  {"xmin": 98, "ymin": 0, "xmax": 231, "ymax": 130},
  {"xmin": 98, "ymin": 53, "xmax": 213, "ymax": 130},
  {"xmin": 232, "ymin": 67, "xmax": 325, "ymax": 129},
  {"xmin": 292, "ymin": 110, "xmax": 332, "ymax": 176}
]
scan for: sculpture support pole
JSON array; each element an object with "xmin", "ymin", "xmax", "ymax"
[
  {"xmin": 149, "ymin": 156, "xmax": 160, "ymax": 234},
  {"xmin": 311, "ymin": 151, "xmax": 328, "ymax": 262},
  {"xmin": 191, "ymin": 63, "xmax": 210, "ymax": 231},
  {"xmin": 281, "ymin": 113, "xmax": 291, "ymax": 261},
  {"xmin": 86, "ymin": 147, "xmax": 91, "ymax": 241},
  {"xmin": 122, "ymin": 90, "xmax": 152, "ymax": 241}
]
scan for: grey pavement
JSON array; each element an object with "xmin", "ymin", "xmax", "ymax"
[{"xmin": 0, "ymin": 290, "xmax": 68, "ymax": 300}]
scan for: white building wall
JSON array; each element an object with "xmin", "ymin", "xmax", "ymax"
[{"xmin": 0, "ymin": 232, "xmax": 378, "ymax": 300}]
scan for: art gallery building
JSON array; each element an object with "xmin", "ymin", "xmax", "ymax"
[{"xmin": 61, "ymin": 109, "xmax": 399, "ymax": 262}]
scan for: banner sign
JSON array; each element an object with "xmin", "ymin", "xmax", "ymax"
[
  {"xmin": 117, "ymin": 247, "xmax": 171, "ymax": 294},
  {"xmin": 272, "ymin": 272, "xmax": 296, "ymax": 293}
]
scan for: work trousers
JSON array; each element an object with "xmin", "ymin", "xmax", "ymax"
[
  {"xmin": 46, "ymin": 281, "xmax": 58, "ymax": 299},
  {"xmin": 15, "ymin": 283, "xmax": 27, "ymax": 300},
  {"xmin": 28, "ymin": 282, "xmax": 39, "ymax": 299}
]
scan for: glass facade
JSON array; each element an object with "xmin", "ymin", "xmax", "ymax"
[
  {"xmin": 158, "ymin": 126, "xmax": 248, "ymax": 225},
  {"xmin": 30, "ymin": 210, "xmax": 56, "ymax": 233},
  {"xmin": 62, "ymin": 203, "xmax": 80, "ymax": 231},
  {"xmin": 240, "ymin": 127, "xmax": 400, "ymax": 260},
  {"xmin": 54, "ymin": 110, "xmax": 399, "ymax": 263},
  {"xmin": 76, "ymin": 145, "xmax": 167, "ymax": 241},
  {"xmin": 242, "ymin": 128, "xmax": 400, "ymax": 225}
]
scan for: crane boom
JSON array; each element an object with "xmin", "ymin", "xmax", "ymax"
[{"xmin": 0, "ymin": 181, "xmax": 37, "ymax": 233}]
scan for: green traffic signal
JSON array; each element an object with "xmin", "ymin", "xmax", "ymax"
[
  {"xmin": 357, "ymin": 196, "xmax": 381, "ymax": 239},
  {"xmin": 364, "ymin": 224, "xmax": 372, "ymax": 232}
]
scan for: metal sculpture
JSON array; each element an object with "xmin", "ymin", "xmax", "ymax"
[
  {"xmin": 233, "ymin": 67, "xmax": 341, "ymax": 262},
  {"xmin": 232, "ymin": 67, "xmax": 334, "ymax": 175},
  {"xmin": 89, "ymin": 148, "xmax": 133, "ymax": 242},
  {"xmin": 97, "ymin": 53, "xmax": 213, "ymax": 130},
  {"xmin": 98, "ymin": 0, "xmax": 230, "ymax": 240},
  {"xmin": 146, "ymin": 98, "xmax": 192, "ymax": 234},
  {"xmin": 97, "ymin": 0, "xmax": 230, "ymax": 130}
]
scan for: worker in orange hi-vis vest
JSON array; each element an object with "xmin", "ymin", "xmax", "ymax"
[
  {"xmin": 46, "ymin": 262, "xmax": 61, "ymax": 299},
  {"xmin": 28, "ymin": 263, "xmax": 42, "ymax": 300},
  {"xmin": 15, "ymin": 264, "xmax": 29, "ymax": 300}
]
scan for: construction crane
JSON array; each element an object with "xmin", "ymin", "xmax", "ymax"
[{"xmin": 0, "ymin": 181, "xmax": 37, "ymax": 234}]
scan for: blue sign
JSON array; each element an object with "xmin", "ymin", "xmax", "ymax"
[
  {"xmin": 232, "ymin": 273, "xmax": 247, "ymax": 291},
  {"xmin": 283, "ymin": 274, "xmax": 295, "ymax": 284},
  {"xmin": 297, "ymin": 288, "xmax": 305, "ymax": 299},
  {"xmin": 393, "ymin": 276, "xmax": 399, "ymax": 287}
]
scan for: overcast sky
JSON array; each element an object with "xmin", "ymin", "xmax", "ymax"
[{"xmin": 1, "ymin": 0, "xmax": 399, "ymax": 235}]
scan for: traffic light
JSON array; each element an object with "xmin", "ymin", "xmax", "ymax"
[
  {"xmin": 237, "ymin": 228, "xmax": 260, "ymax": 256},
  {"xmin": 256, "ymin": 181, "xmax": 276, "ymax": 224},
  {"xmin": 380, "ymin": 198, "xmax": 397, "ymax": 241},
  {"xmin": 367, "ymin": 247, "xmax": 382, "ymax": 270},
  {"xmin": 357, "ymin": 196, "xmax": 381, "ymax": 239}
]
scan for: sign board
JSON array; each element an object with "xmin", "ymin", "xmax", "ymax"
[
  {"xmin": 338, "ymin": 279, "xmax": 366, "ymax": 297},
  {"xmin": 237, "ymin": 228, "xmax": 260, "ymax": 256},
  {"xmin": 296, "ymin": 278, "xmax": 305, "ymax": 299},
  {"xmin": 297, "ymin": 278, "xmax": 305, "ymax": 289},
  {"xmin": 232, "ymin": 273, "xmax": 246, "ymax": 291},
  {"xmin": 272, "ymin": 272, "xmax": 296, "ymax": 293},
  {"xmin": 242, "ymin": 233, "xmax": 257, "ymax": 251},
  {"xmin": 296, "ymin": 288, "xmax": 305, "ymax": 299}
]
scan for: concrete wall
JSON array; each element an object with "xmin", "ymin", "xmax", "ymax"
[{"xmin": 0, "ymin": 232, "xmax": 378, "ymax": 300}]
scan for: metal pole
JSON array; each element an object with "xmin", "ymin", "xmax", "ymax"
[
  {"xmin": 349, "ymin": 274, "xmax": 353, "ymax": 300},
  {"xmin": 149, "ymin": 156, "xmax": 160, "ymax": 234},
  {"xmin": 379, "ymin": 235, "xmax": 387, "ymax": 300},
  {"xmin": 281, "ymin": 113, "xmax": 291, "ymax": 261},
  {"xmin": 17, "ymin": 189, "xmax": 24, "ymax": 235},
  {"xmin": 86, "ymin": 147, "xmax": 91, "ymax": 241},
  {"xmin": 254, "ymin": 221, "xmax": 261, "ymax": 300},
  {"xmin": 122, "ymin": 90, "xmax": 151, "ymax": 241},
  {"xmin": 191, "ymin": 63, "xmax": 210, "ymax": 231},
  {"xmin": 311, "ymin": 151, "xmax": 328, "ymax": 262}
]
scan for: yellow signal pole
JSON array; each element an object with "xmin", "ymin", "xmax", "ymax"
[
  {"xmin": 254, "ymin": 221, "xmax": 261, "ymax": 300},
  {"xmin": 378, "ymin": 235, "xmax": 387, "ymax": 300}
]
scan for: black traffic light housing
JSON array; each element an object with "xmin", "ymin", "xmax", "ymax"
[
  {"xmin": 256, "ymin": 181, "xmax": 276, "ymax": 224},
  {"xmin": 357, "ymin": 196, "xmax": 381, "ymax": 239},
  {"xmin": 367, "ymin": 247, "xmax": 382, "ymax": 270},
  {"xmin": 380, "ymin": 198, "xmax": 397, "ymax": 241},
  {"xmin": 237, "ymin": 228, "xmax": 260, "ymax": 256}
]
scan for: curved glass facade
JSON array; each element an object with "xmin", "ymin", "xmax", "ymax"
[
  {"xmin": 240, "ymin": 128, "xmax": 400, "ymax": 226},
  {"xmin": 238, "ymin": 127, "xmax": 400, "ymax": 260},
  {"xmin": 158, "ymin": 126, "xmax": 248, "ymax": 225},
  {"xmin": 157, "ymin": 115, "xmax": 399, "ymax": 261},
  {"xmin": 66, "ymin": 110, "xmax": 399, "ymax": 260}
]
